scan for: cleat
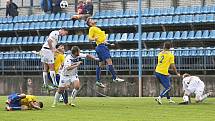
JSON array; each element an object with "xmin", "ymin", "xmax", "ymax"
[
  {"xmin": 70, "ymin": 103, "xmax": 76, "ymax": 107},
  {"xmin": 5, "ymin": 106, "xmax": 12, "ymax": 111},
  {"xmin": 178, "ymin": 101, "xmax": 189, "ymax": 105},
  {"xmin": 51, "ymin": 103, "xmax": 56, "ymax": 108},
  {"xmin": 168, "ymin": 99, "xmax": 175, "ymax": 104},
  {"xmin": 155, "ymin": 97, "xmax": 162, "ymax": 105},
  {"xmin": 113, "ymin": 77, "xmax": 125, "ymax": 82},
  {"xmin": 96, "ymin": 82, "xmax": 105, "ymax": 88}
]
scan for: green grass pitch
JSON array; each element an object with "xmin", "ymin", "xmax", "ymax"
[{"xmin": 0, "ymin": 96, "xmax": 215, "ymax": 121}]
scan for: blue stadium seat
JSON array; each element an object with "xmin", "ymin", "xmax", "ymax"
[
  {"xmin": 194, "ymin": 14, "xmax": 200, "ymax": 23},
  {"xmin": 210, "ymin": 5, "xmax": 215, "ymax": 12},
  {"xmin": 6, "ymin": 37, "xmax": 12, "ymax": 45},
  {"xmin": 79, "ymin": 35, "xmax": 85, "ymax": 42},
  {"xmin": 153, "ymin": 32, "xmax": 160, "ymax": 40},
  {"xmin": 143, "ymin": 8, "xmax": 149, "ymax": 16},
  {"xmin": 179, "ymin": 15, "xmax": 186, "ymax": 23},
  {"xmin": 8, "ymin": 23, "xmax": 13, "ymax": 31},
  {"xmin": 0, "ymin": 24, "xmax": 3, "ymax": 31},
  {"xmin": 115, "ymin": 10, "xmax": 124, "ymax": 17},
  {"xmin": 207, "ymin": 14, "xmax": 214, "ymax": 22},
  {"xmin": 195, "ymin": 30, "xmax": 202, "ymax": 39},
  {"xmin": 22, "ymin": 37, "xmax": 28, "ymax": 44},
  {"xmin": 181, "ymin": 6, "xmax": 189, "ymax": 14},
  {"xmin": 103, "ymin": 19, "xmax": 109, "ymax": 27},
  {"xmin": 121, "ymin": 18, "xmax": 127, "ymax": 26},
  {"xmin": 7, "ymin": 17, "xmax": 13, "ymax": 23},
  {"xmin": 173, "ymin": 15, "xmax": 179, "ymax": 24},
  {"xmin": 32, "ymin": 36, "xmax": 39, "ymax": 44},
  {"xmin": 29, "ymin": 22, "xmax": 35, "ymax": 30},
  {"xmin": 39, "ymin": 22, "xmax": 46, "ymax": 29},
  {"xmin": 114, "ymin": 19, "xmax": 120, "ymax": 26},
  {"xmin": 175, "ymin": 6, "xmax": 183, "ymax": 14},
  {"xmin": 115, "ymin": 33, "xmax": 121, "ymax": 42},
  {"xmin": 73, "ymin": 35, "xmax": 79, "ymax": 42},
  {"xmin": 67, "ymin": 35, "xmax": 73, "ymax": 43},
  {"xmin": 152, "ymin": 16, "xmax": 159, "ymax": 24},
  {"xmin": 67, "ymin": 21, "xmax": 73, "ymax": 28},
  {"xmin": 2, "ymin": 24, "xmax": 8, "ymax": 31},
  {"xmin": 28, "ymin": 15, "xmax": 34, "ymax": 22},
  {"xmin": 18, "ymin": 23, "xmax": 24, "ymax": 30},
  {"xmin": 201, "ymin": 6, "xmax": 209, "ymax": 13},
  {"xmin": 22, "ymin": 16, "xmax": 28, "ymax": 22},
  {"xmin": 166, "ymin": 16, "xmax": 173, "ymax": 24},
  {"xmin": 13, "ymin": 16, "xmax": 18, "ymax": 23},
  {"xmin": 11, "ymin": 37, "xmax": 17, "ymax": 45},
  {"xmin": 133, "ymin": 33, "xmax": 139, "ymax": 41},
  {"xmin": 127, "ymin": 33, "xmax": 134, "ymax": 41},
  {"xmin": 159, "ymin": 16, "xmax": 165, "ymax": 24},
  {"xmin": 45, "ymin": 22, "xmax": 52, "ymax": 29},
  {"xmin": 65, "ymin": 13, "xmax": 71, "ymax": 20},
  {"xmin": 51, "ymin": 21, "xmax": 57, "ymax": 29},
  {"xmin": 127, "ymin": 18, "xmax": 134, "ymax": 26},
  {"xmin": 73, "ymin": 20, "xmax": 79, "ymax": 28},
  {"xmin": 105, "ymin": 10, "xmax": 112, "ymax": 18},
  {"xmin": 93, "ymin": 11, "xmax": 99, "ymax": 18},
  {"xmin": 61, "ymin": 36, "xmax": 67, "ymax": 43},
  {"xmin": 187, "ymin": 31, "xmax": 195, "ymax": 39},
  {"xmin": 154, "ymin": 8, "xmax": 161, "ymax": 16},
  {"xmin": 56, "ymin": 21, "xmax": 63, "ymax": 29},
  {"xmin": 38, "ymin": 36, "xmax": 45, "ymax": 44},
  {"xmin": 167, "ymin": 7, "xmax": 174, "ymax": 15},
  {"xmin": 174, "ymin": 31, "xmax": 180, "ymax": 40},
  {"xmin": 2, "ymin": 18, "xmax": 8, "ymax": 24},
  {"xmin": 200, "ymin": 14, "xmax": 207, "ymax": 22},
  {"xmin": 160, "ymin": 8, "xmax": 168, "ymax": 15},
  {"xmin": 79, "ymin": 20, "xmax": 86, "ymax": 28},
  {"xmin": 23, "ymin": 23, "xmax": 29, "ymax": 30},
  {"xmin": 17, "ymin": 37, "xmax": 22, "ymax": 44},
  {"xmin": 121, "ymin": 33, "xmax": 128, "ymax": 41},
  {"xmin": 0, "ymin": 18, "xmax": 2, "ymax": 24},
  {"xmin": 33, "ymin": 15, "xmax": 39, "ymax": 22},
  {"xmin": 142, "ymin": 32, "xmax": 147, "ymax": 41},
  {"xmin": 148, "ymin": 8, "xmax": 155, "ymax": 16},
  {"xmin": 147, "ymin": 32, "xmax": 154, "ymax": 41},
  {"xmin": 28, "ymin": 36, "xmax": 34, "ymax": 44},
  {"xmin": 62, "ymin": 21, "xmax": 68, "ymax": 28},
  {"xmin": 141, "ymin": 17, "xmax": 146, "ymax": 25},
  {"xmin": 209, "ymin": 30, "xmax": 215, "ymax": 38},
  {"xmin": 193, "ymin": 6, "xmax": 201, "ymax": 14},
  {"xmin": 43, "ymin": 14, "xmax": 50, "ymax": 21},
  {"xmin": 167, "ymin": 31, "xmax": 173, "ymax": 40},
  {"xmin": 185, "ymin": 15, "xmax": 193, "ymax": 23},
  {"xmin": 181, "ymin": 31, "xmax": 188, "ymax": 40},
  {"xmin": 160, "ymin": 32, "xmax": 167, "ymax": 40},
  {"xmin": 96, "ymin": 19, "xmax": 103, "ymax": 27},
  {"xmin": 202, "ymin": 30, "xmax": 209, "ymax": 39},
  {"xmin": 108, "ymin": 34, "xmax": 115, "ymax": 42},
  {"xmin": 145, "ymin": 17, "xmax": 152, "ymax": 24},
  {"xmin": 109, "ymin": 19, "xmax": 115, "ymax": 26},
  {"xmin": 84, "ymin": 35, "xmax": 88, "ymax": 42},
  {"xmin": 49, "ymin": 13, "xmax": 55, "ymax": 21},
  {"xmin": 99, "ymin": 10, "xmax": 107, "ymax": 18}
]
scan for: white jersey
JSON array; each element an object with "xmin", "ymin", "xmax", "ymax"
[
  {"xmin": 182, "ymin": 76, "xmax": 205, "ymax": 93},
  {"xmin": 61, "ymin": 53, "xmax": 87, "ymax": 76},
  {"xmin": 42, "ymin": 30, "xmax": 59, "ymax": 49}
]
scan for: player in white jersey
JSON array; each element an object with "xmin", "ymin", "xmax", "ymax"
[
  {"xmin": 52, "ymin": 46, "xmax": 98, "ymax": 107},
  {"xmin": 41, "ymin": 28, "xmax": 68, "ymax": 88},
  {"xmin": 179, "ymin": 73, "xmax": 212, "ymax": 105}
]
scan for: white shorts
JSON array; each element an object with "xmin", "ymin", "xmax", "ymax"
[
  {"xmin": 58, "ymin": 74, "xmax": 79, "ymax": 87},
  {"xmin": 41, "ymin": 48, "xmax": 54, "ymax": 64}
]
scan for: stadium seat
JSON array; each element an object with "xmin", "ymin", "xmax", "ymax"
[
  {"xmin": 2, "ymin": 24, "xmax": 9, "ymax": 31},
  {"xmin": 79, "ymin": 35, "xmax": 85, "ymax": 42},
  {"xmin": 6, "ymin": 37, "xmax": 12, "ymax": 45},
  {"xmin": 202, "ymin": 30, "xmax": 209, "ymax": 39},
  {"xmin": 194, "ymin": 14, "xmax": 201, "ymax": 23},
  {"xmin": 13, "ymin": 16, "xmax": 18, "ymax": 23},
  {"xmin": 179, "ymin": 15, "xmax": 186, "ymax": 23},
  {"xmin": 67, "ymin": 21, "xmax": 73, "ymax": 28},
  {"xmin": 200, "ymin": 14, "xmax": 207, "ymax": 22},
  {"xmin": 206, "ymin": 14, "xmax": 214, "ymax": 22},
  {"xmin": 210, "ymin": 5, "xmax": 215, "ymax": 13},
  {"xmin": 103, "ymin": 19, "xmax": 109, "ymax": 27},
  {"xmin": 65, "ymin": 13, "xmax": 71, "ymax": 20},
  {"xmin": 159, "ymin": 16, "xmax": 165, "ymax": 24},
  {"xmin": 84, "ymin": 35, "xmax": 88, "ymax": 42},
  {"xmin": 96, "ymin": 19, "xmax": 103, "ymax": 27},
  {"xmin": 167, "ymin": 7, "xmax": 175, "ymax": 15},
  {"xmin": 56, "ymin": 21, "xmax": 63, "ymax": 29},
  {"xmin": 29, "ymin": 22, "xmax": 35, "ymax": 30},
  {"xmin": 121, "ymin": 33, "xmax": 128, "ymax": 41},
  {"xmin": 165, "ymin": 16, "xmax": 173, "ymax": 24},
  {"xmin": 142, "ymin": 32, "xmax": 147, "ymax": 41},
  {"xmin": 108, "ymin": 34, "xmax": 115, "ymax": 42},
  {"xmin": 154, "ymin": 8, "xmax": 161, "ymax": 16},
  {"xmin": 175, "ymin": 6, "xmax": 183, "ymax": 14},
  {"xmin": 115, "ymin": 33, "xmax": 121, "ymax": 42},
  {"xmin": 133, "ymin": 33, "xmax": 139, "ymax": 41},
  {"xmin": 116, "ymin": 10, "xmax": 124, "ymax": 18},
  {"xmin": 143, "ymin": 8, "xmax": 149, "ymax": 16},
  {"xmin": 195, "ymin": 30, "xmax": 202, "ymax": 39},
  {"xmin": 115, "ymin": 19, "xmax": 121, "ymax": 26},
  {"xmin": 99, "ymin": 10, "xmax": 107, "ymax": 18},
  {"xmin": 147, "ymin": 32, "xmax": 154, "ymax": 41},
  {"xmin": 73, "ymin": 35, "xmax": 79, "ymax": 42},
  {"xmin": 160, "ymin": 32, "xmax": 167, "ymax": 40},
  {"xmin": 33, "ymin": 15, "xmax": 40, "ymax": 22},
  {"xmin": 23, "ymin": 23, "xmax": 29, "ymax": 30},
  {"xmin": 193, "ymin": 6, "xmax": 201, "ymax": 14},
  {"xmin": 49, "ymin": 13, "xmax": 55, "ymax": 21},
  {"xmin": 43, "ymin": 14, "xmax": 50, "ymax": 21},
  {"xmin": 7, "ymin": 17, "xmax": 13, "ymax": 23},
  {"xmin": 51, "ymin": 21, "xmax": 57, "ymax": 29},
  {"xmin": 148, "ymin": 8, "xmax": 155, "ymax": 16},
  {"xmin": 174, "ymin": 31, "xmax": 180, "ymax": 40},
  {"xmin": 45, "ymin": 22, "xmax": 52, "ymax": 29},
  {"xmin": 209, "ymin": 30, "xmax": 215, "ymax": 38},
  {"xmin": 22, "ymin": 37, "xmax": 28, "ymax": 44},
  {"xmin": 8, "ymin": 23, "xmax": 13, "ymax": 31},
  {"xmin": 185, "ymin": 15, "xmax": 193, "ymax": 23},
  {"xmin": 73, "ymin": 20, "xmax": 79, "ymax": 28},
  {"xmin": 187, "ymin": 31, "xmax": 195, "ymax": 39},
  {"xmin": 79, "ymin": 20, "xmax": 85, "ymax": 28},
  {"xmin": 67, "ymin": 35, "xmax": 73, "ymax": 43},
  {"xmin": 109, "ymin": 19, "xmax": 115, "ymax": 27},
  {"xmin": 145, "ymin": 17, "xmax": 152, "ymax": 25},
  {"xmin": 28, "ymin": 36, "xmax": 34, "ymax": 44},
  {"xmin": 152, "ymin": 16, "xmax": 159, "ymax": 24},
  {"xmin": 167, "ymin": 31, "xmax": 174, "ymax": 40},
  {"xmin": 127, "ymin": 33, "xmax": 134, "ymax": 41},
  {"xmin": 38, "ymin": 36, "xmax": 45, "ymax": 44},
  {"xmin": 28, "ymin": 15, "xmax": 34, "ymax": 22},
  {"xmin": 61, "ymin": 36, "xmax": 67, "ymax": 43},
  {"xmin": 39, "ymin": 22, "xmax": 46, "ymax": 30},
  {"xmin": 173, "ymin": 15, "xmax": 179, "ymax": 24},
  {"xmin": 22, "ymin": 16, "xmax": 28, "ymax": 22},
  {"xmin": 181, "ymin": 6, "xmax": 189, "ymax": 14},
  {"xmin": 201, "ymin": 6, "xmax": 209, "ymax": 13},
  {"xmin": 17, "ymin": 37, "xmax": 22, "ymax": 44},
  {"xmin": 127, "ymin": 18, "xmax": 134, "ymax": 26},
  {"xmin": 55, "ymin": 13, "xmax": 61, "ymax": 21},
  {"xmin": 181, "ymin": 31, "xmax": 188, "ymax": 40},
  {"xmin": 32, "ymin": 36, "xmax": 39, "ymax": 44},
  {"xmin": 11, "ymin": 37, "xmax": 17, "ymax": 45},
  {"xmin": 153, "ymin": 32, "xmax": 160, "ymax": 40}
]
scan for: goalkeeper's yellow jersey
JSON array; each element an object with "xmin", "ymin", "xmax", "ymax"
[
  {"xmin": 155, "ymin": 50, "xmax": 175, "ymax": 75},
  {"xmin": 21, "ymin": 95, "xmax": 36, "ymax": 106},
  {"xmin": 54, "ymin": 51, "xmax": 65, "ymax": 74},
  {"xmin": 88, "ymin": 26, "xmax": 106, "ymax": 45}
]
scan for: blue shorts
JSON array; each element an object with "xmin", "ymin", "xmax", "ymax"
[
  {"xmin": 48, "ymin": 73, "xmax": 60, "ymax": 84},
  {"xmin": 8, "ymin": 93, "xmax": 21, "ymax": 107},
  {"xmin": 95, "ymin": 44, "xmax": 111, "ymax": 62},
  {"xmin": 155, "ymin": 72, "xmax": 171, "ymax": 89}
]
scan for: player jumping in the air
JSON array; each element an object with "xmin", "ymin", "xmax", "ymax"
[
  {"xmin": 41, "ymin": 28, "xmax": 68, "ymax": 88},
  {"xmin": 5, "ymin": 93, "xmax": 43, "ymax": 111},
  {"xmin": 52, "ymin": 46, "xmax": 98, "ymax": 107},
  {"xmin": 86, "ymin": 18, "xmax": 124, "ymax": 88},
  {"xmin": 154, "ymin": 42, "xmax": 180, "ymax": 104},
  {"xmin": 179, "ymin": 73, "xmax": 212, "ymax": 105}
]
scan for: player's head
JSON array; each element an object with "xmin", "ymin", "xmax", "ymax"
[
  {"xmin": 71, "ymin": 46, "xmax": 80, "ymax": 57},
  {"xmin": 59, "ymin": 28, "xmax": 69, "ymax": 36},
  {"xmin": 34, "ymin": 101, "xmax": 43, "ymax": 109},
  {"xmin": 163, "ymin": 42, "xmax": 171, "ymax": 50},
  {"xmin": 86, "ymin": 18, "xmax": 96, "ymax": 27},
  {"xmin": 56, "ymin": 44, "xmax": 65, "ymax": 53},
  {"xmin": 183, "ymin": 73, "xmax": 191, "ymax": 79}
]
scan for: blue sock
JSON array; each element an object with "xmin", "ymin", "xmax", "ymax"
[
  {"xmin": 11, "ymin": 106, "xmax": 21, "ymax": 110},
  {"xmin": 108, "ymin": 65, "xmax": 116, "ymax": 80},
  {"xmin": 96, "ymin": 66, "xmax": 101, "ymax": 82},
  {"xmin": 62, "ymin": 90, "xmax": 68, "ymax": 104}
]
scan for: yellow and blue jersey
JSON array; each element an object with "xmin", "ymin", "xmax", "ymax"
[
  {"xmin": 88, "ymin": 26, "xmax": 106, "ymax": 45},
  {"xmin": 20, "ymin": 95, "xmax": 36, "ymax": 107},
  {"xmin": 155, "ymin": 50, "xmax": 175, "ymax": 75},
  {"xmin": 54, "ymin": 51, "xmax": 65, "ymax": 74}
]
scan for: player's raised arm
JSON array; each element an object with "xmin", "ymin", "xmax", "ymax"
[{"xmin": 170, "ymin": 63, "xmax": 180, "ymax": 77}]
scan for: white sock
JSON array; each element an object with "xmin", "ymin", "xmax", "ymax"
[
  {"xmin": 183, "ymin": 95, "xmax": 189, "ymax": 102},
  {"xmin": 43, "ymin": 72, "xmax": 48, "ymax": 85},
  {"xmin": 199, "ymin": 94, "xmax": 208, "ymax": 101},
  {"xmin": 71, "ymin": 89, "xmax": 78, "ymax": 102},
  {"xmin": 50, "ymin": 71, "xmax": 57, "ymax": 86},
  {"xmin": 53, "ymin": 92, "xmax": 61, "ymax": 104}
]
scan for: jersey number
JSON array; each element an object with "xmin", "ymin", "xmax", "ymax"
[{"xmin": 159, "ymin": 55, "xmax": 164, "ymax": 63}]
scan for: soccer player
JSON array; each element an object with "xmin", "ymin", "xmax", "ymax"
[
  {"xmin": 52, "ymin": 46, "xmax": 98, "ymax": 107},
  {"xmin": 154, "ymin": 42, "xmax": 180, "ymax": 104},
  {"xmin": 179, "ymin": 73, "xmax": 212, "ymax": 105},
  {"xmin": 5, "ymin": 93, "xmax": 43, "ymax": 111},
  {"xmin": 86, "ymin": 18, "xmax": 124, "ymax": 88},
  {"xmin": 41, "ymin": 28, "xmax": 68, "ymax": 88}
]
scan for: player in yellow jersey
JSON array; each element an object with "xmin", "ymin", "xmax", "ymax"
[
  {"xmin": 5, "ymin": 93, "xmax": 43, "ymax": 111},
  {"xmin": 155, "ymin": 42, "xmax": 180, "ymax": 105},
  {"xmin": 86, "ymin": 18, "xmax": 124, "ymax": 88}
]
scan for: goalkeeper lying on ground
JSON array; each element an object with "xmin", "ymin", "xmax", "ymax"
[{"xmin": 5, "ymin": 93, "xmax": 43, "ymax": 111}]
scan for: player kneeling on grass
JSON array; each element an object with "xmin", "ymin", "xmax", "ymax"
[
  {"xmin": 5, "ymin": 93, "xmax": 43, "ymax": 111},
  {"xmin": 52, "ymin": 46, "xmax": 98, "ymax": 107},
  {"xmin": 179, "ymin": 73, "xmax": 212, "ymax": 105}
]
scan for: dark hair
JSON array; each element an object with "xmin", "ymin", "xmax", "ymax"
[
  {"xmin": 86, "ymin": 17, "xmax": 91, "ymax": 27},
  {"xmin": 60, "ymin": 28, "xmax": 69, "ymax": 32},
  {"xmin": 183, "ymin": 73, "xmax": 190, "ymax": 79},
  {"xmin": 38, "ymin": 102, "xmax": 43, "ymax": 108},
  {"xmin": 163, "ymin": 42, "xmax": 171, "ymax": 50},
  {"xmin": 56, "ymin": 44, "xmax": 64, "ymax": 49},
  {"xmin": 71, "ymin": 46, "xmax": 80, "ymax": 54}
]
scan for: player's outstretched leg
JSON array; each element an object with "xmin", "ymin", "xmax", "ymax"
[
  {"xmin": 95, "ymin": 65, "xmax": 106, "ymax": 88},
  {"xmin": 106, "ymin": 59, "xmax": 124, "ymax": 82},
  {"xmin": 52, "ymin": 89, "xmax": 64, "ymax": 107},
  {"xmin": 70, "ymin": 79, "xmax": 80, "ymax": 107}
]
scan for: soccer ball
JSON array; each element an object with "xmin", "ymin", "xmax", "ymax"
[{"xmin": 60, "ymin": 1, "xmax": 69, "ymax": 9}]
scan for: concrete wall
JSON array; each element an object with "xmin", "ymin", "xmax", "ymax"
[{"xmin": 0, "ymin": 75, "xmax": 214, "ymax": 97}]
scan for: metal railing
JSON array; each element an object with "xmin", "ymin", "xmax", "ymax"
[{"xmin": 0, "ymin": 48, "xmax": 215, "ymax": 75}]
